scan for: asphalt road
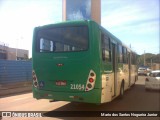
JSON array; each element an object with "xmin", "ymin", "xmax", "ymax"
[{"xmin": 0, "ymin": 76, "xmax": 160, "ymax": 120}]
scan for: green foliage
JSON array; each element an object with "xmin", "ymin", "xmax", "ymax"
[{"xmin": 137, "ymin": 53, "xmax": 160, "ymax": 66}]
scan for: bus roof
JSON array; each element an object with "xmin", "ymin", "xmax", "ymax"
[
  {"xmin": 35, "ymin": 20, "xmax": 136, "ymax": 54},
  {"xmin": 35, "ymin": 20, "xmax": 90, "ymax": 29}
]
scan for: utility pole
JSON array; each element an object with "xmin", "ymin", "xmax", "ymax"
[
  {"xmin": 151, "ymin": 59, "xmax": 152, "ymax": 69},
  {"xmin": 144, "ymin": 50, "xmax": 145, "ymax": 66},
  {"xmin": 16, "ymin": 38, "xmax": 18, "ymax": 60}
]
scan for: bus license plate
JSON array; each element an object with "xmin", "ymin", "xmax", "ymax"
[{"xmin": 56, "ymin": 80, "xmax": 67, "ymax": 86}]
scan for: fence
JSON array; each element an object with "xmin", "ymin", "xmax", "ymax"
[{"xmin": 0, "ymin": 60, "xmax": 32, "ymax": 96}]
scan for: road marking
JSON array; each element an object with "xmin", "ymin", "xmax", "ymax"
[{"xmin": 13, "ymin": 96, "xmax": 30, "ymax": 101}]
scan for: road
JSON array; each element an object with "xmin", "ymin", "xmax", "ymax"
[{"xmin": 0, "ymin": 76, "xmax": 159, "ymax": 120}]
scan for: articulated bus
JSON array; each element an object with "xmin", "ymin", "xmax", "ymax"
[{"xmin": 32, "ymin": 20, "xmax": 137, "ymax": 104}]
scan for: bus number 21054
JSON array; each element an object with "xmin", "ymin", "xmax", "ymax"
[{"xmin": 70, "ymin": 84, "xmax": 85, "ymax": 91}]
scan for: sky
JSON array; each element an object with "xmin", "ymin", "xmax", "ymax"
[{"xmin": 0, "ymin": 0, "xmax": 159, "ymax": 58}]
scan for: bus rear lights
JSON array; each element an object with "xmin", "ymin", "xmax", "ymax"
[
  {"xmin": 34, "ymin": 82, "xmax": 38, "ymax": 86},
  {"xmin": 90, "ymin": 72, "xmax": 95, "ymax": 77},
  {"xmin": 33, "ymin": 81, "xmax": 38, "ymax": 88},
  {"xmin": 33, "ymin": 76, "xmax": 37, "ymax": 81},
  {"xmin": 32, "ymin": 75, "xmax": 37, "ymax": 82},
  {"xmin": 32, "ymin": 71, "xmax": 35, "ymax": 76},
  {"xmin": 85, "ymin": 70, "xmax": 96, "ymax": 92},
  {"xmin": 89, "ymin": 78, "xmax": 94, "ymax": 83},
  {"xmin": 87, "ymin": 83, "xmax": 92, "ymax": 88},
  {"xmin": 32, "ymin": 70, "xmax": 38, "ymax": 88}
]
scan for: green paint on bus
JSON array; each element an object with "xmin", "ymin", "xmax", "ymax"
[{"xmin": 32, "ymin": 20, "xmax": 137, "ymax": 104}]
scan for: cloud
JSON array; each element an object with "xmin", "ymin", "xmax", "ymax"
[
  {"xmin": 0, "ymin": 0, "xmax": 62, "ymax": 56},
  {"xmin": 0, "ymin": 0, "xmax": 159, "ymax": 55},
  {"xmin": 101, "ymin": 0, "xmax": 159, "ymax": 28},
  {"xmin": 66, "ymin": 0, "xmax": 91, "ymax": 20},
  {"xmin": 101, "ymin": 0, "xmax": 159, "ymax": 54}
]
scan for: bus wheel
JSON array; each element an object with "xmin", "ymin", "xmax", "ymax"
[
  {"xmin": 119, "ymin": 83, "xmax": 124, "ymax": 98},
  {"xmin": 132, "ymin": 76, "xmax": 137, "ymax": 87}
]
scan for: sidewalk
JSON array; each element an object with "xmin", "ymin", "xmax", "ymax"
[{"xmin": 0, "ymin": 81, "xmax": 32, "ymax": 97}]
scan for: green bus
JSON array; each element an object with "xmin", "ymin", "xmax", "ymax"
[{"xmin": 32, "ymin": 20, "xmax": 137, "ymax": 104}]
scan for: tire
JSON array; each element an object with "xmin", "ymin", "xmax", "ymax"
[
  {"xmin": 132, "ymin": 76, "xmax": 137, "ymax": 87},
  {"xmin": 119, "ymin": 82, "xmax": 124, "ymax": 98}
]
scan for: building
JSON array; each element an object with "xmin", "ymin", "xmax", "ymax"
[
  {"xmin": 0, "ymin": 44, "xmax": 29, "ymax": 60},
  {"xmin": 0, "ymin": 43, "xmax": 7, "ymax": 59},
  {"xmin": 147, "ymin": 63, "xmax": 160, "ymax": 70}
]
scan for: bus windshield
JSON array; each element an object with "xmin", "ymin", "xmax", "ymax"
[{"xmin": 37, "ymin": 26, "xmax": 89, "ymax": 52}]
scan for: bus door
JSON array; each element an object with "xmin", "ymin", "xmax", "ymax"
[
  {"xmin": 112, "ymin": 43, "xmax": 117, "ymax": 97},
  {"xmin": 128, "ymin": 52, "xmax": 131, "ymax": 87}
]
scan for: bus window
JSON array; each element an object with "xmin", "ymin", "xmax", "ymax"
[
  {"xmin": 118, "ymin": 44, "xmax": 123, "ymax": 63},
  {"xmin": 37, "ymin": 26, "xmax": 88, "ymax": 52},
  {"xmin": 40, "ymin": 38, "xmax": 53, "ymax": 52},
  {"xmin": 131, "ymin": 53, "xmax": 137, "ymax": 65},
  {"xmin": 101, "ymin": 33, "xmax": 111, "ymax": 62},
  {"xmin": 122, "ymin": 46, "xmax": 127, "ymax": 63}
]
